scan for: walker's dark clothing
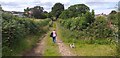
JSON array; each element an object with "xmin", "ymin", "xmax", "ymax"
[{"xmin": 53, "ymin": 37, "xmax": 56, "ymax": 43}]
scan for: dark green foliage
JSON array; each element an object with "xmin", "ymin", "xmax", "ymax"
[
  {"xmin": 60, "ymin": 11, "xmax": 95, "ymax": 31},
  {"xmin": 59, "ymin": 10, "xmax": 73, "ymax": 19},
  {"xmin": 59, "ymin": 14, "xmax": 115, "ymax": 44},
  {"xmin": 24, "ymin": 6, "xmax": 48, "ymax": 19},
  {"xmin": 85, "ymin": 16, "xmax": 113, "ymax": 38},
  {"xmin": 60, "ymin": 4, "xmax": 90, "ymax": 19},
  {"xmin": 47, "ymin": 12, "xmax": 52, "ymax": 18},
  {"xmin": 108, "ymin": 12, "xmax": 118, "ymax": 25},
  {"xmin": 24, "ymin": 7, "xmax": 31, "ymax": 17},
  {"xmin": 59, "ymin": 23, "xmax": 115, "ymax": 45},
  {"xmin": 109, "ymin": 10, "xmax": 117, "ymax": 14},
  {"xmin": 68, "ymin": 4, "xmax": 90, "ymax": 14},
  {"xmin": 118, "ymin": 12, "xmax": 120, "ymax": 38},
  {"xmin": 2, "ymin": 13, "xmax": 50, "ymax": 56},
  {"xmin": 84, "ymin": 11, "xmax": 95, "ymax": 24},
  {"xmin": 117, "ymin": 12, "xmax": 120, "ymax": 56},
  {"xmin": 51, "ymin": 3, "xmax": 64, "ymax": 20}
]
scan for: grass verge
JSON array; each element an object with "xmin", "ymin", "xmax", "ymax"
[
  {"xmin": 57, "ymin": 21, "xmax": 117, "ymax": 56},
  {"xmin": 2, "ymin": 35, "xmax": 41, "ymax": 56}
]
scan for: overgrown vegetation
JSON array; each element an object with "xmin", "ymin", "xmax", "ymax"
[
  {"xmin": 1, "ymin": 1, "xmax": 119, "ymax": 56},
  {"xmin": 116, "ymin": 12, "xmax": 120, "ymax": 56},
  {"xmin": 59, "ymin": 10, "xmax": 117, "ymax": 44},
  {"xmin": 58, "ymin": 7, "xmax": 118, "ymax": 55},
  {"xmin": 59, "ymin": 11, "xmax": 95, "ymax": 31},
  {"xmin": 2, "ymin": 12, "xmax": 50, "ymax": 56}
]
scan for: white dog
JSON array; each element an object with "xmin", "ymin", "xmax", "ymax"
[{"xmin": 70, "ymin": 43, "xmax": 75, "ymax": 48}]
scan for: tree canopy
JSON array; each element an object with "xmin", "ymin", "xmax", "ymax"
[
  {"xmin": 109, "ymin": 10, "xmax": 117, "ymax": 14},
  {"xmin": 51, "ymin": 3, "xmax": 64, "ymax": 20},
  {"xmin": 68, "ymin": 4, "xmax": 90, "ymax": 14},
  {"xmin": 60, "ymin": 4, "xmax": 90, "ymax": 19},
  {"xmin": 24, "ymin": 6, "xmax": 48, "ymax": 19}
]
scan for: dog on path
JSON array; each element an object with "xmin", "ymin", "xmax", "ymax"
[{"xmin": 70, "ymin": 43, "xmax": 75, "ymax": 48}]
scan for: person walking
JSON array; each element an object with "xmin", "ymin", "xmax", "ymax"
[{"xmin": 50, "ymin": 29, "xmax": 57, "ymax": 43}]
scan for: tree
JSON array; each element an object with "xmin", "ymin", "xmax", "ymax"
[
  {"xmin": 60, "ymin": 4, "xmax": 90, "ymax": 19},
  {"xmin": 24, "ymin": 6, "xmax": 47, "ymax": 19},
  {"xmin": 51, "ymin": 3, "xmax": 64, "ymax": 20},
  {"xmin": 108, "ymin": 11, "xmax": 118, "ymax": 25},
  {"xmin": 43, "ymin": 11, "xmax": 48, "ymax": 18},
  {"xmin": 68, "ymin": 4, "xmax": 90, "ymax": 17},
  {"xmin": 109, "ymin": 10, "xmax": 117, "ymax": 14},
  {"xmin": 48, "ymin": 12, "xmax": 52, "ymax": 18},
  {"xmin": 59, "ymin": 10, "xmax": 70, "ymax": 19},
  {"xmin": 91, "ymin": 9, "xmax": 95, "ymax": 17},
  {"xmin": 84, "ymin": 11, "xmax": 95, "ymax": 24},
  {"xmin": 60, "ymin": 10, "xmax": 74, "ymax": 19},
  {"xmin": 24, "ymin": 7, "xmax": 31, "ymax": 17},
  {"xmin": 43, "ymin": 11, "xmax": 48, "ymax": 13},
  {"xmin": 32, "ymin": 6, "xmax": 44, "ymax": 19}
]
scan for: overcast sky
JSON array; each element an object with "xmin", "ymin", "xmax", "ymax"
[{"xmin": 0, "ymin": 0, "xmax": 119, "ymax": 14}]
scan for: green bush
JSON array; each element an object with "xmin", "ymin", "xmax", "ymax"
[
  {"xmin": 60, "ymin": 11, "xmax": 95, "ymax": 31},
  {"xmin": 59, "ymin": 15, "xmax": 115, "ymax": 45},
  {"xmin": 2, "ymin": 13, "xmax": 50, "ymax": 56}
]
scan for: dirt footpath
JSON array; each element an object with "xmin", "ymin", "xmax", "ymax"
[
  {"xmin": 56, "ymin": 22, "xmax": 75, "ymax": 56},
  {"xmin": 22, "ymin": 34, "xmax": 47, "ymax": 56}
]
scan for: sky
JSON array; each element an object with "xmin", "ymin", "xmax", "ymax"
[{"xmin": 0, "ymin": 0, "xmax": 119, "ymax": 14}]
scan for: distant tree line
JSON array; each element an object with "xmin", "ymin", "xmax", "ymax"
[
  {"xmin": 23, "ymin": 3, "xmax": 90, "ymax": 20},
  {"xmin": 24, "ymin": 6, "xmax": 48, "ymax": 19}
]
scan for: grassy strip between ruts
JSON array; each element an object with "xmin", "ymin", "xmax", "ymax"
[
  {"xmin": 57, "ymin": 21, "xmax": 117, "ymax": 56},
  {"xmin": 43, "ymin": 22, "xmax": 61, "ymax": 56}
]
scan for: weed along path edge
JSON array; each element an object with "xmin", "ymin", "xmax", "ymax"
[
  {"xmin": 55, "ymin": 22, "xmax": 75, "ymax": 56},
  {"xmin": 23, "ymin": 34, "xmax": 47, "ymax": 56}
]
